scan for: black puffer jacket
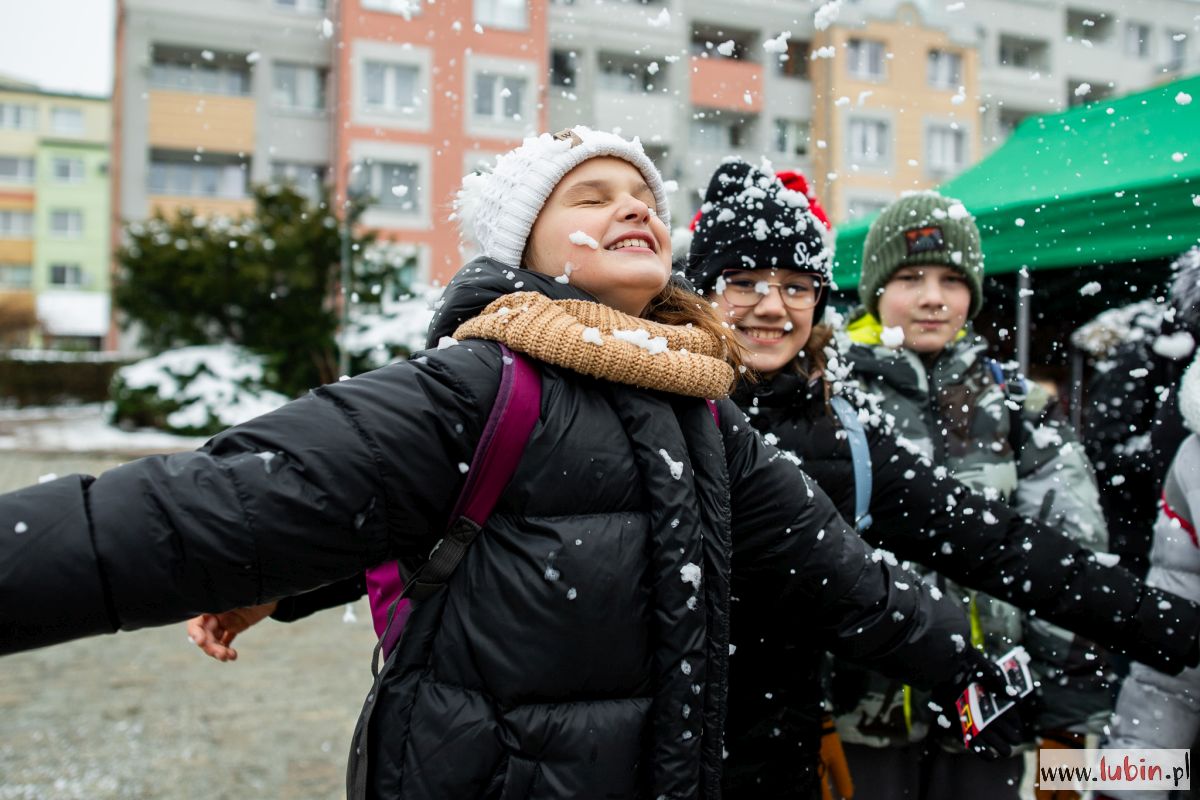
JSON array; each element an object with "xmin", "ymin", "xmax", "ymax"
[
  {"xmin": 0, "ymin": 259, "xmax": 970, "ymax": 800},
  {"xmin": 723, "ymin": 364, "xmax": 1200, "ymax": 796}
]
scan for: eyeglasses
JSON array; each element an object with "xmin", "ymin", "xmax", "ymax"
[{"xmin": 718, "ymin": 270, "xmax": 825, "ymax": 311}]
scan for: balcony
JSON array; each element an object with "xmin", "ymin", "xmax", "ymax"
[
  {"xmin": 148, "ymin": 90, "xmax": 256, "ymax": 153},
  {"xmin": 690, "ymin": 56, "xmax": 763, "ymax": 113},
  {"xmin": 148, "ymin": 195, "xmax": 255, "ymax": 220}
]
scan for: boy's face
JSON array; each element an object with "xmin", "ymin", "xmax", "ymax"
[{"xmin": 877, "ymin": 264, "xmax": 972, "ymax": 354}]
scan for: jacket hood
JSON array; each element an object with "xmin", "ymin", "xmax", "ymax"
[
  {"xmin": 1181, "ymin": 350, "xmax": 1200, "ymax": 435},
  {"xmin": 426, "ymin": 257, "xmax": 597, "ymax": 347}
]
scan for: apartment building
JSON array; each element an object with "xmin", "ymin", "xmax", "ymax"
[
  {"xmin": 331, "ymin": 0, "xmax": 547, "ymax": 284},
  {"xmin": 0, "ymin": 75, "xmax": 110, "ymax": 349}
]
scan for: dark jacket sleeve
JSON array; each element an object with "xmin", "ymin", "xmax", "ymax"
[
  {"xmin": 718, "ymin": 400, "xmax": 970, "ymax": 690},
  {"xmin": 0, "ymin": 342, "xmax": 502, "ymax": 655},
  {"xmin": 863, "ymin": 426, "xmax": 1200, "ymax": 675}
]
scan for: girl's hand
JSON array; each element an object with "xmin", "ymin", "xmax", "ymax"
[{"xmin": 186, "ymin": 602, "xmax": 278, "ymax": 662}]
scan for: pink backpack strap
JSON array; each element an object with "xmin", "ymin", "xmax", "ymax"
[
  {"xmin": 368, "ymin": 343, "xmax": 541, "ymax": 670},
  {"xmin": 706, "ymin": 399, "xmax": 720, "ymax": 428}
]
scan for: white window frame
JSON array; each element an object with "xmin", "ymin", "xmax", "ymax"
[
  {"xmin": 0, "ymin": 210, "xmax": 34, "ymax": 237},
  {"xmin": 1124, "ymin": 22, "xmax": 1151, "ymax": 59},
  {"xmin": 148, "ymin": 159, "xmax": 248, "ymax": 199},
  {"xmin": 51, "ymin": 157, "xmax": 85, "ymax": 184},
  {"xmin": 926, "ymin": 123, "xmax": 967, "ymax": 176},
  {"xmin": 0, "ymin": 103, "xmax": 36, "ymax": 131},
  {"xmin": 353, "ymin": 41, "xmax": 431, "ymax": 131},
  {"xmin": 50, "ymin": 263, "xmax": 85, "ymax": 287},
  {"xmin": 273, "ymin": 0, "xmax": 325, "ymax": 13},
  {"xmin": 772, "ymin": 118, "xmax": 809, "ymax": 159},
  {"xmin": 271, "ymin": 161, "xmax": 327, "ymax": 204},
  {"xmin": 350, "ymin": 141, "xmax": 432, "ymax": 231},
  {"xmin": 846, "ymin": 39, "xmax": 886, "ymax": 80},
  {"xmin": 362, "ymin": 0, "xmax": 422, "ymax": 16},
  {"xmin": 927, "ymin": 50, "xmax": 962, "ymax": 90},
  {"xmin": 473, "ymin": 73, "xmax": 529, "ymax": 121},
  {"xmin": 846, "ymin": 116, "xmax": 891, "ymax": 167},
  {"xmin": 49, "ymin": 210, "xmax": 84, "ymax": 239},
  {"xmin": 0, "ymin": 156, "xmax": 36, "ymax": 184},
  {"xmin": 1165, "ymin": 30, "xmax": 1186, "ymax": 67},
  {"xmin": 272, "ymin": 62, "xmax": 327, "ymax": 112},
  {"xmin": 50, "ymin": 107, "xmax": 85, "ymax": 136},
  {"xmin": 464, "ymin": 53, "xmax": 536, "ymax": 138},
  {"xmin": 0, "ymin": 263, "xmax": 32, "ymax": 288},
  {"xmin": 474, "ymin": 0, "xmax": 527, "ymax": 31}
]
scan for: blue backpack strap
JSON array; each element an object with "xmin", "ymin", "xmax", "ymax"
[
  {"xmin": 986, "ymin": 357, "xmax": 1028, "ymax": 456},
  {"xmin": 830, "ymin": 395, "xmax": 873, "ymax": 531}
]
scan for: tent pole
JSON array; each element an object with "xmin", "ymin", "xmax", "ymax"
[
  {"xmin": 1070, "ymin": 347, "xmax": 1085, "ymax": 430},
  {"xmin": 1016, "ymin": 268, "xmax": 1031, "ymax": 376}
]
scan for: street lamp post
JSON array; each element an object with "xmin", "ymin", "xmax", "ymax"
[{"xmin": 338, "ymin": 161, "xmax": 360, "ymax": 381}]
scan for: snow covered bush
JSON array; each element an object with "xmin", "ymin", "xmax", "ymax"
[
  {"xmin": 344, "ymin": 284, "xmax": 442, "ymax": 370},
  {"xmin": 111, "ymin": 345, "xmax": 289, "ymax": 436}
]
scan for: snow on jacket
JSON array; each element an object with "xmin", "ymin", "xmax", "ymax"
[
  {"xmin": 0, "ymin": 258, "xmax": 973, "ymax": 800},
  {"xmin": 1104, "ymin": 352, "xmax": 1200, "ymax": 800},
  {"xmin": 724, "ymin": 350, "xmax": 1200, "ymax": 790},
  {"xmin": 837, "ymin": 315, "xmax": 1115, "ymax": 747}
]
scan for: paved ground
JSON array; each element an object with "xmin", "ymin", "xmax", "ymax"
[{"xmin": 0, "ymin": 449, "xmax": 378, "ymax": 800}]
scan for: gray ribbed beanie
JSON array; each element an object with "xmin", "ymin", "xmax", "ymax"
[{"xmin": 859, "ymin": 192, "xmax": 984, "ymax": 319}]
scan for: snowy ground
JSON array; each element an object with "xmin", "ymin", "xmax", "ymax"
[{"xmin": 0, "ymin": 404, "xmax": 206, "ymax": 455}]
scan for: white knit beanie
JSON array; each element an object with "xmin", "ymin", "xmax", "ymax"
[{"xmin": 454, "ymin": 126, "xmax": 670, "ymax": 269}]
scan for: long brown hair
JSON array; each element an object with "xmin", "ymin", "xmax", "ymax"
[{"xmin": 647, "ymin": 281, "xmax": 750, "ymax": 375}]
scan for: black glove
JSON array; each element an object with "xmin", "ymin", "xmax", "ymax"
[{"xmin": 931, "ymin": 647, "xmax": 1027, "ymax": 761}]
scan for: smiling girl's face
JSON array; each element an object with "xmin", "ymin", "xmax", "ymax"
[
  {"xmin": 876, "ymin": 265, "xmax": 972, "ymax": 353},
  {"xmin": 710, "ymin": 268, "xmax": 819, "ymax": 378},
  {"xmin": 525, "ymin": 157, "xmax": 671, "ymax": 317}
]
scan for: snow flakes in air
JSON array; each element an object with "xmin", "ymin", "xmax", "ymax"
[
  {"xmin": 1015, "ymin": 218, "xmax": 1026, "ymax": 227},
  {"xmin": 569, "ymin": 230, "xmax": 599, "ymax": 249},
  {"xmin": 811, "ymin": 46, "xmax": 836, "ymax": 60},
  {"xmin": 1159, "ymin": 599, "xmax": 1173, "ymax": 611},
  {"xmin": 14, "ymin": 521, "xmax": 27, "ymax": 534},
  {"xmin": 659, "ymin": 449, "xmax": 685, "ymax": 480},
  {"xmin": 814, "ymin": 0, "xmax": 841, "ymax": 31},
  {"xmin": 1079, "ymin": 281, "xmax": 1102, "ymax": 296},
  {"xmin": 1110, "ymin": 474, "xmax": 1126, "ymax": 486},
  {"xmin": 582, "ymin": 326, "xmax": 604, "ymax": 345},
  {"xmin": 716, "ymin": 40, "xmax": 736, "ymax": 57},
  {"xmin": 881, "ymin": 326, "xmax": 906, "ymax": 348},
  {"xmin": 647, "ymin": 61, "xmax": 660, "ymax": 75},
  {"xmin": 946, "ymin": 202, "xmax": 970, "ymax": 220},
  {"xmin": 680, "ymin": 563, "xmax": 702, "ymax": 590},
  {"xmin": 1031, "ymin": 426, "xmax": 1063, "ymax": 449},
  {"xmin": 982, "ymin": 510, "xmax": 998, "ymax": 525},
  {"xmin": 743, "ymin": 91, "xmax": 754, "ymax": 106},
  {"xmin": 246, "ymin": 51, "xmax": 261, "ymax": 64},
  {"xmin": 1172, "ymin": 152, "xmax": 1187, "ymax": 163},
  {"xmin": 646, "ymin": 7, "xmax": 670, "ymax": 27},
  {"xmin": 1094, "ymin": 552, "xmax": 1121, "ymax": 567},
  {"xmin": 342, "ymin": 603, "xmax": 358, "ymax": 623},
  {"xmin": 567, "ymin": 587, "xmax": 578, "ymax": 600},
  {"xmin": 1177, "ymin": 92, "xmax": 1193, "ymax": 106},
  {"xmin": 681, "ymin": 660, "xmax": 692, "ymax": 676},
  {"xmin": 458, "ymin": 462, "xmax": 469, "ymax": 474},
  {"xmin": 763, "ymin": 32, "xmax": 791, "ymax": 55},
  {"xmin": 1153, "ymin": 331, "xmax": 1195, "ymax": 359},
  {"xmin": 835, "ymin": 96, "xmax": 850, "ymax": 107},
  {"xmin": 615, "ymin": 328, "xmax": 669, "ymax": 354},
  {"xmin": 320, "ymin": 18, "xmax": 334, "ymax": 38},
  {"xmin": 1074, "ymin": 83, "xmax": 1092, "ymax": 98}
]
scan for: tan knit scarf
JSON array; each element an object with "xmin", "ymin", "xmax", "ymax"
[{"xmin": 453, "ymin": 292, "xmax": 735, "ymax": 398}]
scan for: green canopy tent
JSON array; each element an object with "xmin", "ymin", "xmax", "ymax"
[{"xmin": 832, "ymin": 73, "xmax": 1200, "ymax": 373}]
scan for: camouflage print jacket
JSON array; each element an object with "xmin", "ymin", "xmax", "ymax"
[{"xmin": 833, "ymin": 314, "xmax": 1114, "ymax": 749}]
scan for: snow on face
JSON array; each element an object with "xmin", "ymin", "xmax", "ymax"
[{"xmin": 569, "ymin": 230, "xmax": 600, "ymax": 250}]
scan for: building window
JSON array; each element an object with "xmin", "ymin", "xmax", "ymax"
[
  {"xmin": 49, "ymin": 210, "xmax": 84, "ymax": 239},
  {"xmin": 1124, "ymin": 22, "xmax": 1151, "ymax": 59},
  {"xmin": 927, "ymin": 125, "xmax": 966, "ymax": 174},
  {"xmin": 474, "ymin": 0, "xmax": 527, "ymax": 30},
  {"xmin": 846, "ymin": 39, "xmax": 886, "ymax": 80},
  {"xmin": 50, "ymin": 263, "xmax": 84, "ymax": 287},
  {"xmin": 272, "ymin": 63, "xmax": 327, "ymax": 111},
  {"xmin": 927, "ymin": 50, "xmax": 962, "ymax": 89},
  {"xmin": 273, "ymin": 0, "xmax": 326, "ymax": 12},
  {"xmin": 778, "ymin": 39, "xmax": 811, "ymax": 79},
  {"xmin": 998, "ymin": 35, "xmax": 1050, "ymax": 70},
  {"xmin": 0, "ymin": 103, "xmax": 36, "ymax": 131},
  {"xmin": 1166, "ymin": 31, "xmax": 1187, "ymax": 69},
  {"xmin": 364, "ymin": 61, "xmax": 419, "ymax": 113},
  {"xmin": 550, "ymin": 49, "xmax": 577, "ymax": 87},
  {"xmin": 52, "ymin": 157, "xmax": 85, "ymax": 183},
  {"xmin": 690, "ymin": 26, "xmax": 755, "ymax": 61},
  {"xmin": 358, "ymin": 161, "xmax": 421, "ymax": 212},
  {"xmin": 148, "ymin": 155, "xmax": 249, "ymax": 198},
  {"xmin": 1066, "ymin": 9, "xmax": 1113, "ymax": 42},
  {"xmin": 362, "ymin": 0, "xmax": 421, "ymax": 14},
  {"xmin": 149, "ymin": 51, "xmax": 251, "ymax": 97},
  {"xmin": 0, "ymin": 156, "xmax": 35, "ymax": 184},
  {"xmin": 596, "ymin": 52, "xmax": 661, "ymax": 93},
  {"xmin": 689, "ymin": 114, "xmax": 749, "ymax": 151},
  {"xmin": 0, "ymin": 211, "xmax": 34, "ymax": 237},
  {"xmin": 848, "ymin": 118, "xmax": 889, "ymax": 164},
  {"xmin": 773, "ymin": 118, "xmax": 809, "ymax": 158},
  {"xmin": 0, "ymin": 263, "xmax": 32, "ymax": 288},
  {"xmin": 271, "ymin": 161, "xmax": 327, "ymax": 204},
  {"xmin": 473, "ymin": 73, "xmax": 527, "ymax": 121},
  {"xmin": 50, "ymin": 107, "xmax": 85, "ymax": 136}
]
